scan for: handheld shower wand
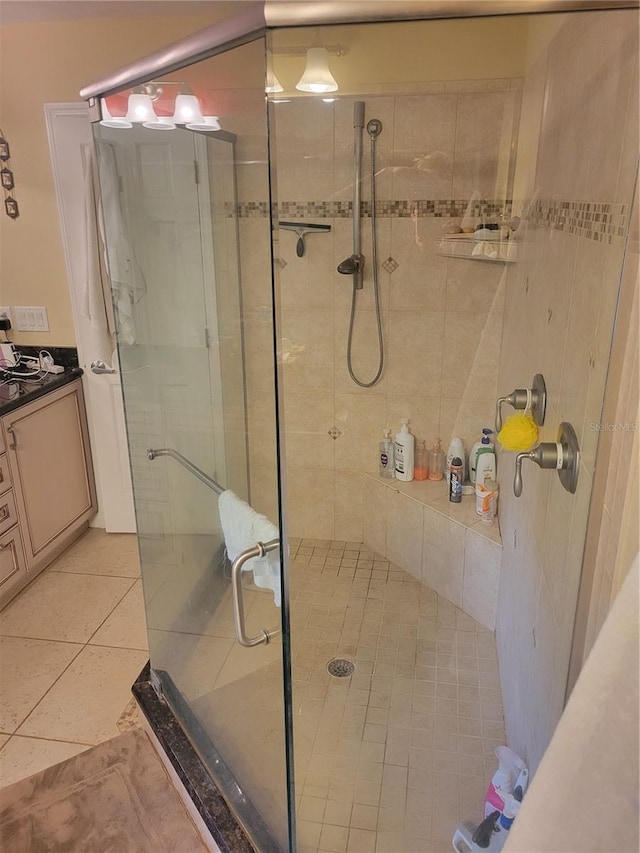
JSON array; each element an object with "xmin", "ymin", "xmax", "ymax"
[{"xmin": 338, "ymin": 101, "xmax": 384, "ymax": 388}]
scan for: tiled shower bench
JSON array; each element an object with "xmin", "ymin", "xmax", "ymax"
[{"xmin": 362, "ymin": 473, "xmax": 502, "ymax": 630}]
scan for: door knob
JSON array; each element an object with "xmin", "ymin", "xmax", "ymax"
[{"xmin": 90, "ymin": 360, "xmax": 116, "ymax": 375}]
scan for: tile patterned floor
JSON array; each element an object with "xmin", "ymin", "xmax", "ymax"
[
  {"xmin": 288, "ymin": 538, "xmax": 506, "ymax": 853},
  {"xmin": 0, "ymin": 529, "xmax": 147, "ymax": 789},
  {"xmin": 0, "ymin": 528, "xmax": 507, "ymax": 853}
]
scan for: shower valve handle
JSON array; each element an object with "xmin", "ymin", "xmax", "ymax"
[
  {"xmin": 513, "ymin": 443, "xmax": 561, "ymax": 497},
  {"xmin": 495, "ymin": 373, "xmax": 547, "ymax": 432},
  {"xmin": 513, "ymin": 422, "xmax": 580, "ymax": 497}
]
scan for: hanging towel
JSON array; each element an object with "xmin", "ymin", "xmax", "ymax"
[
  {"xmin": 81, "ymin": 145, "xmax": 114, "ymax": 363},
  {"xmin": 218, "ymin": 490, "xmax": 281, "ymax": 607},
  {"xmin": 96, "ymin": 142, "xmax": 146, "ymax": 345}
]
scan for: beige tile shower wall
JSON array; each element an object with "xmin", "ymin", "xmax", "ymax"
[
  {"xmin": 273, "ymin": 84, "xmax": 518, "ymax": 541},
  {"xmin": 495, "ymin": 10, "xmax": 638, "ymax": 776}
]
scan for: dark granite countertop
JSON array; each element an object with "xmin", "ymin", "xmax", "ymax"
[{"xmin": 0, "ymin": 367, "xmax": 84, "ymax": 418}]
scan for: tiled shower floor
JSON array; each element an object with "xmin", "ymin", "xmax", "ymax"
[{"xmin": 288, "ymin": 538, "xmax": 506, "ymax": 853}]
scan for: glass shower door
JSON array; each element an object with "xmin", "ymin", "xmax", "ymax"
[{"xmin": 93, "ymin": 38, "xmax": 292, "ymax": 852}]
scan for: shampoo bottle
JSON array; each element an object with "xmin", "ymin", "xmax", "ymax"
[
  {"xmin": 394, "ymin": 419, "xmax": 415, "ymax": 482},
  {"xmin": 476, "ymin": 445, "xmax": 497, "ymax": 486},
  {"xmin": 470, "ymin": 428, "xmax": 494, "ymax": 484},
  {"xmin": 379, "ymin": 430, "xmax": 394, "ymax": 479}
]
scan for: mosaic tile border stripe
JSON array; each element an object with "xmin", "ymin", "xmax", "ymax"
[
  {"xmin": 526, "ymin": 199, "xmax": 628, "ymax": 245},
  {"xmin": 237, "ymin": 198, "xmax": 630, "ymax": 246},
  {"xmin": 237, "ymin": 199, "xmax": 511, "ymax": 219}
]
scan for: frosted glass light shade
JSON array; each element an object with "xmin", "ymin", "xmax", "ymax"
[
  {"xmin": 100, "ymin": 99, "xmax": 132, "ymax": 128},
  {"xmin": 185, "ymin": 116, "xmax": 222, "ymax": 132},
  {"xmin": 143, "ymin": 117, "xmax": 177, "ymax": 131},
  {"xmin": 125, "ymin": 93, "xmax": 157, "ymax": 123},
  {"xmin": 172, "ymin": 94, "xmax": 204, "ymax": 124},
  {"xmin": 295, "ymin": 47, "xmax": 338, "ymax": 93},
  {"xmin": 266, "ymin": 68, "xmax": 284, "ymax": 94}
]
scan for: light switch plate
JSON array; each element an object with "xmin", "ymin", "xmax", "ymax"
[{"xmin": 13, "ymin": 306, "xmax": 49, "ymax": 332}]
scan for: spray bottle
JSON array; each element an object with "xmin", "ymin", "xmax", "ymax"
[{"xmin": 483, "ymin": 746, "xmax": 527, "ymax": 818}]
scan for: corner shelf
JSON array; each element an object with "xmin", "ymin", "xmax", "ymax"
[{"xmin": 434, "ymin": 236, "xmax": 517, "ymax": 264}]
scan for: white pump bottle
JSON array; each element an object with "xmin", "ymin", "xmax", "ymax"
[{"xmin": 394, "ymin": 419, "xmax": 415, "ymax": 481}]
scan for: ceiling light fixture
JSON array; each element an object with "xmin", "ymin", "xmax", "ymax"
[
  {"xmin": 125, "ymin": 91, "xmax": 158, "ymax": 123},
  {"xmin": 99, "ymin": 99, "xmax": 133, "ymax": 129},
  {"xmin": 99, "ymin": 85, "xmax": 221, "ymax": 132},
  {"xmin": 295, "ymin": 47, "xmax": 339, "ymax": 94}
]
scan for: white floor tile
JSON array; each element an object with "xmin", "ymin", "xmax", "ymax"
[
  {"xmin": 17, "ymin": 646, "xmax": 148, "ymax": 745},
  {"xmin": 89, "ymin": 581, "xmax": 148, "ymax": 651},
  {"xmin": 0, "ymin": 735, "xmax": 88, "ymax": 789},
  {"xmin": 0, "ymin": 636, "xmax": 82, "ymax": 733},
  {"xmin": 0, "ymin": 572, "xmax": 135, "ymax": 643}
]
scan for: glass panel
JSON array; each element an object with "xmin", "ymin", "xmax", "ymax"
[
  {"xmin": 93, "ymin": 38, "xmax": 292, "ymax": 851},
  {"xmin": 268, "ymin": 10, "xmax": 637, "ymax": 851}
]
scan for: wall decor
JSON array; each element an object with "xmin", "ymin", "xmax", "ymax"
[
  {"xmin": 0, "ymin": 129, "xmax": 18, "ymax": 218},
  {"xmin": 1, "ymin": 168, "xmax": 14, "ymax": 190}
]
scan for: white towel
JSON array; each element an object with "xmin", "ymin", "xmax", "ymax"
[
  {"xmin": 81, "ymin": 145, "xmax": 114, "ymax": 363},
  {"xmin": 218, "ymin": 490, "xmax": 281, "ymax": 607},
  {"xmin": 96, "ymin": 142, "xmax": 146, "ymax": 346}
]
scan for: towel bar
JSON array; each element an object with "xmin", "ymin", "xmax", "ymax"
[{"xmin": 147, "ymin": 447, "xmax": 224, "ymax": 495}]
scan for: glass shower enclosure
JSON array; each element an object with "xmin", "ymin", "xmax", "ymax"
[
  {"xmin": 85, "ymin": 3, "xmax": 638, "ymax": 851},
  {"xmin": 93, "ymin": 37, "xmax": 293, "ymax": 851}
]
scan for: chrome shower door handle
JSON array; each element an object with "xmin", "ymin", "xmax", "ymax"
[{"xmin": 231, "ymin": 538, "xmax": 280, "ymax": 648}]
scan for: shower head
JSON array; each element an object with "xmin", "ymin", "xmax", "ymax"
[
  {"xmin": 367, "ymin": 119, "xmax": 382, "ymax": 138},
  {"xmin": 338, "ymin": 256, "xmax": 359, "ymax": 275}
]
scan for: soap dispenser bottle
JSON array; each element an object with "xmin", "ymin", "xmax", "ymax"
[
  {"xmin": 394, "ymin": 419, "xmax": 415, "ymax": 481},
  {"xmin": 470, "ymin": 428, "xmax": 494, "ymax": 484}
]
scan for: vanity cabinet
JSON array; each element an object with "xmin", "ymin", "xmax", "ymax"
[{"xmin": 0, "ymin": 378, "xmax": 97, "ymax": 608}]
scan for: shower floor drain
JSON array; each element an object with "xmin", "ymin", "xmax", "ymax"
[{"xmin": 327, "ymin": 658, "xmax": 355, "ymax": 678}]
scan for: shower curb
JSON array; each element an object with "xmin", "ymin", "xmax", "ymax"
[{"xmin": 132, "ymin": 663, "xmax": 274, "ymax": 853}]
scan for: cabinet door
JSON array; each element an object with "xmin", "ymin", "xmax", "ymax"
[
  {"xmin": 3, "ymin": 380, "xmax": 97, "ymax": 571},
  {"xmin": 0, "ymin": 525, "xmax": 28, "ymax": 610}
]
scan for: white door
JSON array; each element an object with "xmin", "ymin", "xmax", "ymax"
[{"xmin": 44, "ymin": 103, "xmax": 136, "ymax": 532}]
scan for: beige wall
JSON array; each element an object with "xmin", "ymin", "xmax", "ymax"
[
  {"xmin": 495, "ymin": 8, "xmax": 638, "ymax": 775},
  {"xmin": 0, "ymin": 11, "xmax": 220, "ymax": 346},
  {"xmin": 271, "ymin": 17, "xmax": 528, "ymax": 93}
]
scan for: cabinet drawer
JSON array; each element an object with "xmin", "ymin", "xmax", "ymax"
[
  {"xmin": 0, "ymin": 491, "xmax": 18, "ymax": 536},
  {"xmin": 0, "ymin": 524, "xmax": 26, "ymax": 590},
  {"xmin": 0, "ymin": 454, "xmax": 11, "ymax": 495}
]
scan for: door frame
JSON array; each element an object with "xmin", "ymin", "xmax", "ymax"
[{"xmin": 44, "ymin": 101, "xmax": 136, "ymax": 532}]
